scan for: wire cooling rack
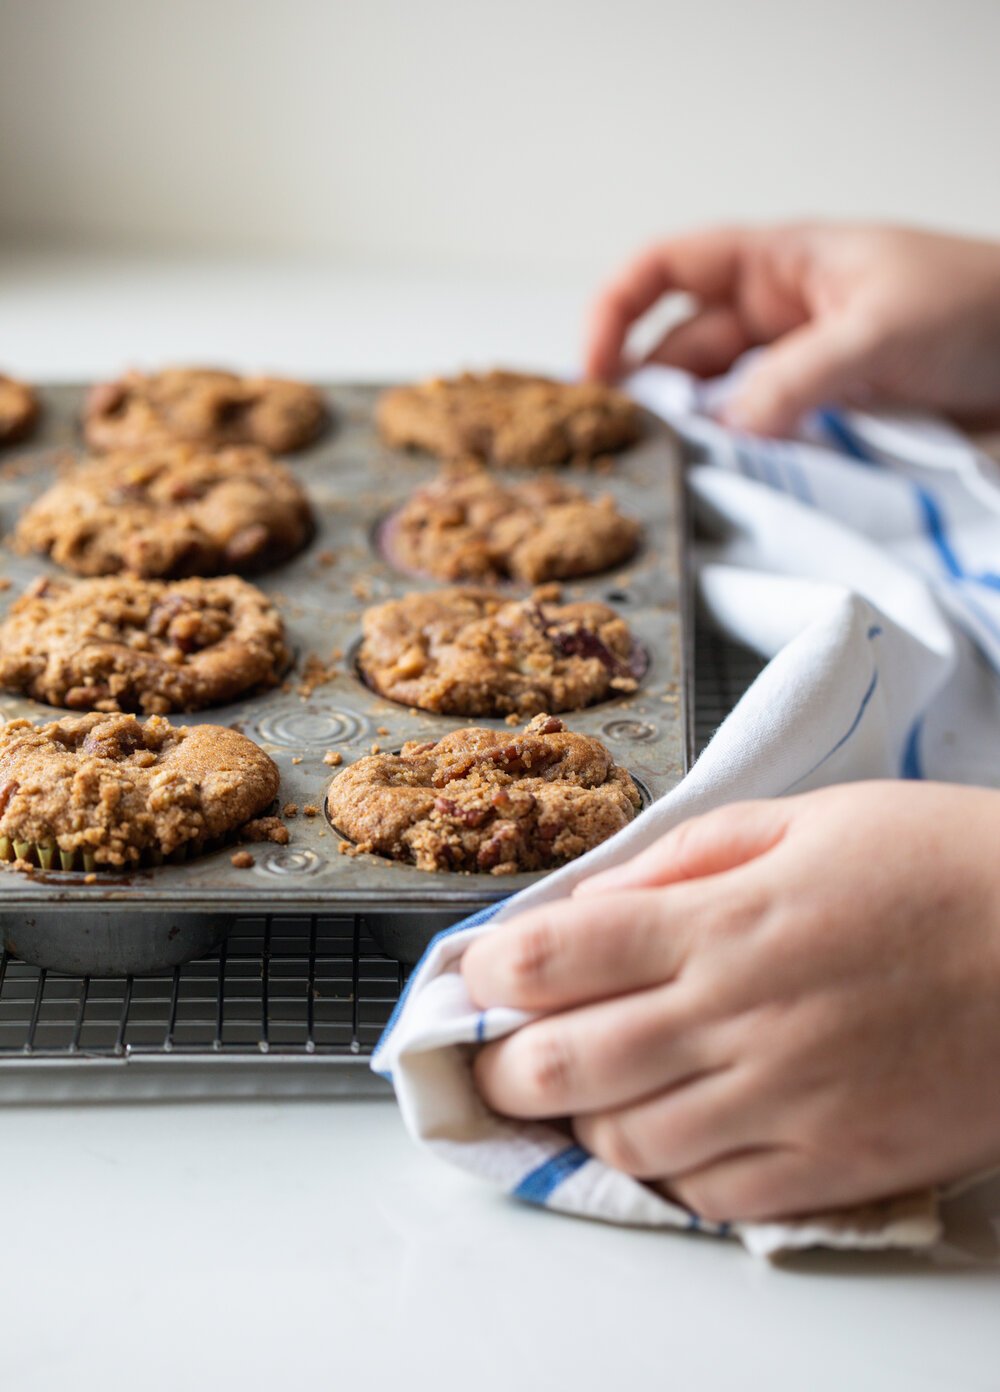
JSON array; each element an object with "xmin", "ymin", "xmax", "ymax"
[{"xmin": 0, "ymin": 623, "xmax": 765, "ymax": 1102}]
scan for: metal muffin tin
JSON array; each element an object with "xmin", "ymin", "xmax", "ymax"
[{"xmin": 0, "ymin": 382, "xmax": 690, "ymax": 972}]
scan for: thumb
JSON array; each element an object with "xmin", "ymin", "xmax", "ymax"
[
  {"xmin": 723, "ymin": 313, "xmax": 878, "ymax": 436},
  {"xmin": 574, "ymin": 799, "xmax": 790, "ymax": 896}
]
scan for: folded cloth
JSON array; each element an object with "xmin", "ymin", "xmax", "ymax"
[{"xmin": 372, "ymin": 363, "xmax": 1000, "ymax": 1258}]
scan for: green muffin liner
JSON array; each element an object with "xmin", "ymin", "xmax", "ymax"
[{"xmin": 0, "ymin": 827, "xmax": 244, "ymax": 874}]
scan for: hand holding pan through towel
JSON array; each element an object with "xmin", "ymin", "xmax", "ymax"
[{"xmin": 463, "ymin": 782, "xmax": 1000, "ymax": 1225}]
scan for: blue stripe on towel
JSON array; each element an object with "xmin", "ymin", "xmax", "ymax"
[
  {"xmin": 733, "ymin": 441, "xmax": 757, "ymax": 481},
  {"xmin": 685, "ymin": 1211, "xmax": 731, "ymax": 1238},
  {"xmin": 748, "ymin": 440, "xmax": 783, "ymax": 491},
  {"xmin": 901, "ymin": 719, "xmax": 924, "ymax": 780},
  {"xmin": 511, "ymin": 1144, "xmax": 591, "ymax": 1204},
  {"xmin": 782, "ymin": 451, "xmax": 815, "ymax": 506},
  {"xmin": 914, "ymin": 485, "xmax": 962, "ymax": 579},
  {"xmin": 817, "ymin": 408, "xmax": 876, "ymax": 464},
  {"xmin": 819, "ymin": 411, "xmax": 1000, "ymax": 666},
  {"xmin": 912, "ymin": 490, "xmax": 1000, "ymax": 650},
  {"xmin": 783, "ymin": 665, "xmax": 879, "ymax": 794},
  {"xmin": 822, "ymin": 411, "xmax": 1000, "ymax": 598},
  {"xmin": 914, "ymin": 487, "xmax": 1000, "ymax": 593}
]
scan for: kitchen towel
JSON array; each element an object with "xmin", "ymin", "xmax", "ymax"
[{"xmin": 372, "ymin": 362, "xmax": 1000, "ymax": 1258}]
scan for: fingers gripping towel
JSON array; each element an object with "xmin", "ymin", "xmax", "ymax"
[{"xmin": 372, "ymin": 362, "xmax": 1000, "ymax": 1258}]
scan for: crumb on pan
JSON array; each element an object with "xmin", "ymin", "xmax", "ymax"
[
  {"xmin": 231, "ymin": 850, "xmax": 255, "ymax": 869},
  {"xmin": 297, "ymin": 650, "xmax": 340, "ymax": 698},
  {"xmin": 240, "ymin": 816, "xmax": 289, "ymax": 846}
]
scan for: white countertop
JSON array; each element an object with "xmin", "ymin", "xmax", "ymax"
[{"xmin": 2, "ymin": 250, "xmax": 999, "ymax": 1392}]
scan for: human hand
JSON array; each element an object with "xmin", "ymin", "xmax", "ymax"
[
  {"xmin": 585, "ymin": 223, "xmax": 1000, "ymax": 436},
  {"xmin": 463, "ymin": 782, "xmax": 1000, "ymax": 1222}
]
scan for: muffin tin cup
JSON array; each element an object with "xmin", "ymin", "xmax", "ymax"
[{"xmin": 0, "ymin": 382, "xmax": 691, "ymax": 975}]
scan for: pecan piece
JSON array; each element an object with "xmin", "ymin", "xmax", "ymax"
[
  {"xmin": 87, "ymin": 379, "xmax": 128, "ymax": 418},
  {"xmin": 65, "ymin": 684, "xmax": 112, "ymax": 710},
  {"xmin": 476, "ymin": 822, "xmax": 519, "ymax": 870},
  {"xmin": 491, "ymin": 787, "xmax": 535, "ymax": 816},
  {"xmin": 489, "ymin": 742, "xmax": 526, "ymax": 773},
  {"xmin": 225, "ymin": 524, "xmax": 270, "ymax": 566},
  {"xmin": 432, "ymin": 755, "xmax": 476, "ymax": 786},
  {"xmin": 147, "ymin": 593, "xmax": 188, "ymax": 637},
  {"xmin": 82, "ymin": 721, "xmax": 144, "ymax": 759}
]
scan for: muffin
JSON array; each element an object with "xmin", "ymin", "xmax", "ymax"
[
  {"xmin": 15, "ymin": 443, "xmax": 314, "ymax": 577},
  {"xmin": 84, "ymin": 366, "xmax": 328, "ymax": 453},
  {"xmin": 0, "ymin": 373, "xmax": 40, "ymax": 446},
  {"xmin": 326, "ymin": 713, "xmax": 640, "ymax": 873},
  {"xmin": 377, "ymin": 370, "xmax": 640, "ymax": 469},
  {"xmin": 0, "ymin": 574, "xmax": 290, "ymax": 714},
  {"xmin": 381, "ymin": 470, "xmax": 640, "ymax": 584},
  {"xmin": 0, "ymin": 712, "xmax": 279, "ymax": 871},
  {"xmin": 358, "ymin": 584, "xmax": 644, "ymax": 717}
]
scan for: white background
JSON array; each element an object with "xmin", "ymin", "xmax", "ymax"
[{"xmin": 2, "ymin": 0, "xmax": 999, "ymax": 281}]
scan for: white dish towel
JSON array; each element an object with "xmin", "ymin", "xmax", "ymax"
[{"xmin": 372, "ymin": 363, "xmax": 1000, "ymax": 1258}]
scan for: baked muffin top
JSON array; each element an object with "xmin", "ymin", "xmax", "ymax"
[
  {"xmin": 359, "ymin": 584, "xmax": 643, "ymax": 717},
  {"xmin": 0, "ymin": 712, "xmax": 279, "ymax": 869},
  {"xmin": 381, "ymin": 470, "xmax": 640, "ymax": 584},
  {"xmin": 326, "ymin": 713, "xmax": 640, "ymax": 874},
  {"xmin": 0, "ymin": 373, "xmax": 40, "ymax": 446},
  {"xmin": 15, "ymin": 443, "xmax": 314, "ymax": 578},
  {"xmin": 377, "ymin": 370, "xmax": 640, "ymax": 469},
  {"xmin": 84, "ymin": 367, "xmax": 328, "ymax": 453},
  {"xmin": 0, "ymin": 574, "xmax": 290, "ymax": 714}
]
